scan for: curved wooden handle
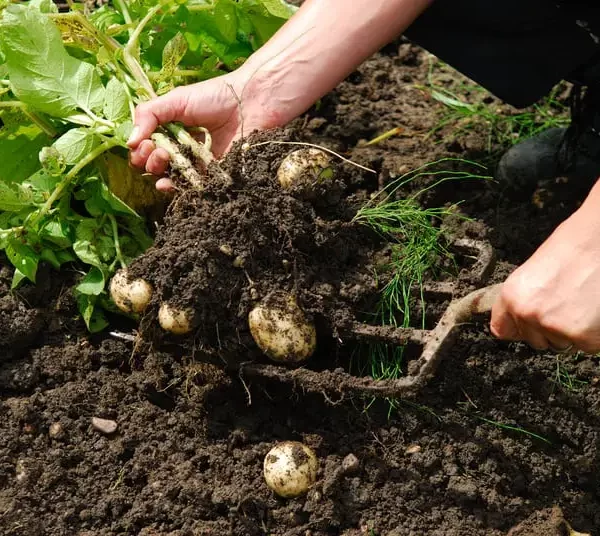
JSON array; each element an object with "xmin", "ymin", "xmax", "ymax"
[{"xmin": 470, "ymin": 283, "xmax": 503, "ymax": 314}]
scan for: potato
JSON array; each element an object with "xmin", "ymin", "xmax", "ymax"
[
  {"xmin": 158, "ymin": 302, "xmax": 194, "ymax": 335},
  {"xmin": 109, "ymin": 269, "xmax": 153, "ymax": 314},
  {"xmin": 277, "ymin": 148, "xmax": 332, "ymax": 190},
  {"xmin": 263, "ymin": 441, "xmax": 319, "ymax": 498},
  {"xmin": 248, "ymin": 292, "xmax": 316, "ymax": 363}
]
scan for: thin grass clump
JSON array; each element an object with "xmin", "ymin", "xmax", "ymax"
[{"xmin": 419, "ymin": 59, "xmax": 570, "ymax": 154}]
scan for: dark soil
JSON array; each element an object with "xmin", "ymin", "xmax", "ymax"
[{"xmin": 2, "ymin": 42, "xmax": 600, "ymax": 536}]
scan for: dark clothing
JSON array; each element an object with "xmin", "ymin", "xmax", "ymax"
[{"xmin": 405, "ymin": 1, "xmax": 600, "ymax": 107}]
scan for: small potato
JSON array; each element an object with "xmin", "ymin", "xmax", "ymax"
[
  {"xmin": 248, "ymin": 292, "xmax": 316, "ymax": 363},
  {"xmin": 109, "ymin": 269, "xmax": 153, "ymax": 314},
  {"xmin": 263, "ymin": 441, "xmax": 319, "ymax": 498},
  {"xmin": 277, "ymin": 148, "xmax": 332, "ymax": 190},
  {"xmin": 158, "ymin": 303, "xmax": 194, "ymax": 335}
]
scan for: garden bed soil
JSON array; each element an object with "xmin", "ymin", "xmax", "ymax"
[{"xmin": 2, "ymin": 42, "xmax": 600, "ymax": 536}]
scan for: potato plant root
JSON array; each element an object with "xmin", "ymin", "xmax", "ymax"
[{"xmin": 1, "ymin": 42, "xmax": 600, "ymax": 536}]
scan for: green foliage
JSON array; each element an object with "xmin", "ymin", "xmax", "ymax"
[{"xmin": 0, "ymin": 0, "xmax": 293, "ymax": 330}]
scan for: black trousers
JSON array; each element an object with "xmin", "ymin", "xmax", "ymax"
[{"xmin": 405, "ymin": 1, "xmax": 600, "ymax": 108}]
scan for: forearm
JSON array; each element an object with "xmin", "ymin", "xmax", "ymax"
[{"xmin": 237, "ymin": 0, "xmax": 433, "ymax": 126}]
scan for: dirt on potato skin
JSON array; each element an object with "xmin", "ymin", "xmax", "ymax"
[{"xmin": 1, "ymin": 43, "xmax": 600, "ymax": 536}]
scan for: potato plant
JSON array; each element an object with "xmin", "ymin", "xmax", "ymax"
[{"xmin": 0, "ymin": 0, "xmax": 295, "ymax": 331}]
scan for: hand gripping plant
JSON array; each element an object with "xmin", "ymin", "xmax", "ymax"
[{"xmin": 0, "ymin": 0, "xmax": 295, "ymax": 330}]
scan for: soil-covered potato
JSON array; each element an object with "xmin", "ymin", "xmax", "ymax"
[
  {"xmin": 277, "ymin": 147, "xmax": 332, "ymax": 190},
  {"xmin": 109, "ymin": 269, "xmax": 153, "ymax": 314},
  {"xmin": 248, "ymin": 292, "xmax": 317, "ymax": 363},
  {"xmin": 263, "ymin": 441, "xmax": 319, "ymax": 498},
  {"xmin": 158, "ymin": 303, "xmax": 195, "ymax": 335}
]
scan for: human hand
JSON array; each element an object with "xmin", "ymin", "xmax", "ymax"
[
  {"xmin": 127, "ymin": 71, "xmax": 276, "ymax": 191},
  {"xmin": 490, "ymin": 190, "xmax": 600, "ymax": 354}
]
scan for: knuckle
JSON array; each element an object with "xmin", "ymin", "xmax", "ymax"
[
  {"xmin": 537, "ymin": 314, "xmax": 563, "ymax": 334},
  {"xmin": 500, "ymin": 282, "xmax": 542, "ymax": 323},
  {"xmin": 135, "ymin": 101, "xmax": 151, "ymax": 116}
]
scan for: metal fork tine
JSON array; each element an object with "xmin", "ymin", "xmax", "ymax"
[{"xmin": 348, "ymin": 323, "xmax": 429, "ymax": 346}]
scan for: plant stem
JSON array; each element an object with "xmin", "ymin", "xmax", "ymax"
[
  {"xmin": 151, "ymin": 132, "xmax": 205, "ymax": 190},
  {"xmin": 22, "ymin": 110, "xmax": 59, "ymax": 138},
  {"xmin": 0, "ymin": 101, "xmax": 58, "ymax": 137},
  {"xmin": 0, "ymin": 101, "xmax": 25, "ymax": 108},
  {"xmin": 124, "ymin": 1, "xmax": 166, "ymax": 57},
  {"xmin": 166, "ymin": 123, "xmax": 214, "ymax": 166},
  {"xmin": 109, "ymin": 214, "xmax": 126, "ymax": 269},
  {"xmin": 148, "ymin": 69, "xmax": 205, "ymax": 79},
  {"xmin": 113, "ymin": 0, "xmax": 134, "ymax": 38},
  {"xmin": 0, "ymin": 226, "xmax": 23, "ymax": 237},
  {"xmin": 31, "ymin": 140, "xmax": 118, "ymax": 226}
]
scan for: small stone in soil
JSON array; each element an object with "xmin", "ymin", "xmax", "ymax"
[
  {"xmin": 341, "ymin": 453, "xmax": 360, "ymax": 475},
  {"xmin": 48, "ymin": 422, "xmax": 63, "ymax": 438},
  {"xmin": 405, "ymin": 444, "xmax": 421, "ymax": 455},
  {"xmin": 91, "ymin": 417, "xmax": 118, "ymax": 435}
]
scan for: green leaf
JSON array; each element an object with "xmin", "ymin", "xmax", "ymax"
[
  {"xmin": 114, "ymin": 121, "xmax": 133, "ymax": 144},
  {"xmin": 40, "ymin": 247, "xmax": 61, "ymax": 269},
  {"xmin": 6, "ymin": 237, "xmax": 39, "ymax": 283},
  {"xmin": 430, "ymin": 89, "xmax": 475, "ymax": 112},
  {"xmin": 73, "ymin": 219, "xmax": 103, "ymax": 268},
  {"xmin": 0, "ymin": 181, "xmax": 36, "ymax": 211},
  {"xmin": 40, "ymin": 220, "xmax": 72, "ymax": 248},
  {"xmin": 160, "ymin": 32, "xmax": 188, "ymax": 81},
  {"xmin": 88, "ymin": 4, "xmax": 123, "ymax": 32},
  {"xmin": 25, "ymin": 169, "xmax": 62, "ymax": 193},
  {"xmin": 78, "ymin": 176, "xmax": 139, "ymax": 218},
  {"xmin": 73, "ymin": 218, "xmax": 115, "ymax": 268},
  {"xmin": 53, "ymin": 128, "xmax": 100, "ymax": 165},
  {"xmin": 0, "ymin": 113, "xmax": 53, "ymax": 183},
  {"xmin": 55, "ymin": 249, "xmax": 76, "ymax": 264},
  {"xmin": 0, "ymin": 4, "xmax": 105, "ymax": 118},
  {"xmin": 76, "ymin": 293, "xmax": 109, "ymax": 332},
  {"xmin": 29, "ymin": 0, "xmax": 58, "ymax": 14},
  {"xmin": 11, "ymin": 268, "xmax": 27, "ymax": 289},
  {"xmin": 103, "ymin": 78, "xmax": 130, "ymax": 122},
  {"xmin": 248, "ymin": 0, "xmax": 298, "ymax": 19},
  {"xmin": 76, "ymin": 266, "xmax": 105, "ymax": 295}
]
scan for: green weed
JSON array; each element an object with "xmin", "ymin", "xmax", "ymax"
[
  {"xmin": 553, "ymin": 356, "xmax": 587, "ymax": 392},
  {"xmin": 419, "ymin": 60, "xmax": 570, "ymax": 154},
  {"xmin": 474, "ymin": 415, "xmax": 551, "ymax": 444}
]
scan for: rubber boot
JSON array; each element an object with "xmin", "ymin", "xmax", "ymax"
[{"xmin": 496, "ymin": 85, "xmax": 600, "ymax": 195}]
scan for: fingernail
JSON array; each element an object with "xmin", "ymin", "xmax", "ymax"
[{"xmin": 127, "ymin": 125, "xmax": 140, "ymax": 146}]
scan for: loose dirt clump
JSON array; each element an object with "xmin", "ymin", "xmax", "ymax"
[{"xmin": 128, "ymin": 129, "xmax": 388, "ymax": 363}]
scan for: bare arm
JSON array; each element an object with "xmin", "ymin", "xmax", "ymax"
[
  {"xmin": 129, "ymin": 0, "xmax": 432, "ymax": 174},
  {"xmin": 238, "ymin": 0, "xmax": 434, "ymax": 125}
]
